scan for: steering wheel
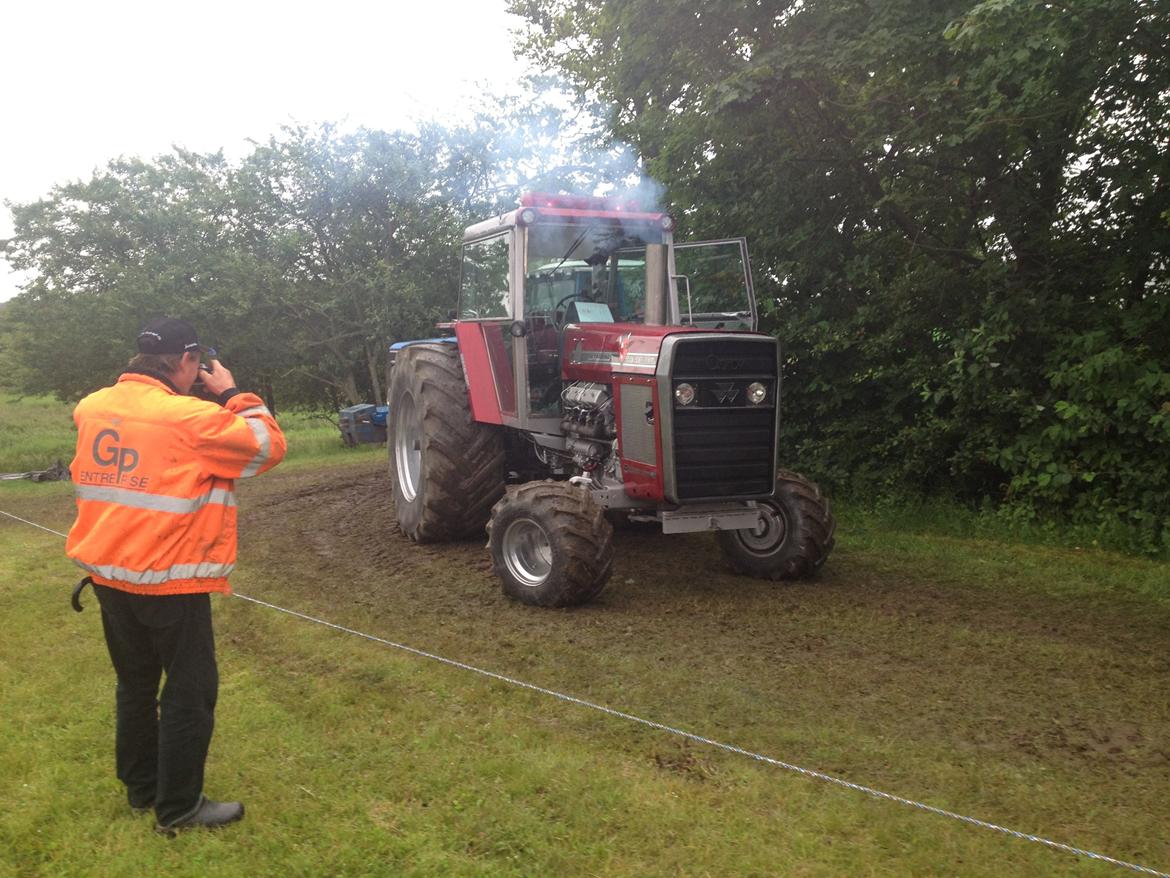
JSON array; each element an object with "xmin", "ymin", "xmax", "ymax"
[{"xmin": 553, "ymin": 292, "xmax": 595, "ymax": 329}]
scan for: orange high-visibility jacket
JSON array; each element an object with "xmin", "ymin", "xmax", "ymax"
[{"xmin": 66, "ymin": 372, "xmax": 287, "ymax": 595}]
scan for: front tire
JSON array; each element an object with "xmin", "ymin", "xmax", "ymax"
[
  {"xmin": 388, "ymin": 344, "xmax": 505, "ymax": 542},
  {"xmin": 717, "ymin": 471, "xmax": 835, "ymax": 580},
  {"xmin": 488, "ymin": 481, "xmax": 614, "ymax": 607}
]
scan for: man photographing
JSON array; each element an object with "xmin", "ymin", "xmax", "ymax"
[{"xmin": 66, "ymin": 317, "xmax": 287, "ymax": 834}]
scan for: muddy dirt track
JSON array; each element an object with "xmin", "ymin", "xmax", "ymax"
[{"xmin": 230, "ymin": 456, "xmax": 1170, "ymax": 848}]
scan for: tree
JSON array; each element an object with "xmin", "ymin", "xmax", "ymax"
[
  {"xmin": 231, "ymin": 124, "xmax": 464, "ymax": 405},
  {"xmin": 511, "ymin": 0, "xmax": 1170, "ymax": 548},
  {"xmin": 1, "ymin": 97, "xmax": 652, "ymax": 408},
  {"xmin": 2, "ymin": 149, "xmax": 279, "ymax": 400}
]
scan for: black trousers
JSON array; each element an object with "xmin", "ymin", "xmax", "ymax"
[{"xmin": 94, "ymin": 585, "xmax": 218, "ymax": 824}]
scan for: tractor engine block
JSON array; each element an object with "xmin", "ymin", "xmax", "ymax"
[{"xmin": 560, "ymin": 381, "xmax": 615, "ymax": 471}]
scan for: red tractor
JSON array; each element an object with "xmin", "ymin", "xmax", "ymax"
[{"xmin": 388, "ymin": 193, "xmax": 835, "ymax": 607}]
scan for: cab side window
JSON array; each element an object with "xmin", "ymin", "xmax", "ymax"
[{"xmin": 460, "ymin": 234, "xmax": 510, "ymax": 319}]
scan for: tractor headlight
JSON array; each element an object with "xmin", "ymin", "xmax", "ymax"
[
  {"xmin": 674, "ymin": 383, "xmax": 696, "ymax": 406},
  {"xmin": 747, "ymin": 382, "xmax": 767, "ymax": 405}
]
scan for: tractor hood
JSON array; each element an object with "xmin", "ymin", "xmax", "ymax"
[
  {"xmin": 562, "ymin": 322, "xmax": 768, "ymax": 380},
  {"xmin": 563, "ymin": 323, "xmax": 692, "ymax": 379}
]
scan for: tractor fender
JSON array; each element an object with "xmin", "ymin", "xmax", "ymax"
[
  {"xmin": 387, "ymin": 331, "xmax": 504, "ymax": 425},
  {"xmin": 387, "ymin": 337, "xmax": 457, "ymax": 369}
]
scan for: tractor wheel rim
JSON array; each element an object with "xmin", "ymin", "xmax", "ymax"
[
  {"xmin": 394, "ymin": 393, "xmax": 422, "ymax": 502},
  {"xmin": 737, "ymin": 503, "xmax": 789, "ymax": 556},
  {"xmin": 502, "ymin": 517, "xmax": 553, "ymax": 587}
]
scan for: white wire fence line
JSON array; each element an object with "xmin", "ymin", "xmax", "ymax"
[{"xmin": 2, "ymin": 506, "xmax": 1166, "ymax": 878}]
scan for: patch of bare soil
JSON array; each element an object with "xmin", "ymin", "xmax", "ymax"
[{"xmin": 233, "ymin": 458, "xmax": 1170, "ymax": 841}]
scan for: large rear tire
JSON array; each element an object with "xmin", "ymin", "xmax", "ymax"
[
  {"xmin": 488, "ymin": 481, "xmax": 614, "ymax": 607},
  {"xmin": 388, "ymin": 344, "xmax": 505, "ymax": 542},
  {"xmin": 716, "ymin": 471, "xmax": 835, "ymax": 580}
]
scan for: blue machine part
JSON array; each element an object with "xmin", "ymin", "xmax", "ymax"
[
  {"xmin": 338, "ymin": 403, "xmax": 387, "ymax": 446},
  {"xmin": 388, "ymin": 336, "xmax": 457, "ymax": 367}
]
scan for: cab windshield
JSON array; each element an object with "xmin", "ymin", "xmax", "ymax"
[{"xmin": 524, "ymin": 222, "xmax": 663, "ymax": 325}]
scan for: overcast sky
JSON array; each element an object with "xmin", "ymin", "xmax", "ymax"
[{"xmin": 0, "ymin": 0, "xmax": 532, "ymax": 302}]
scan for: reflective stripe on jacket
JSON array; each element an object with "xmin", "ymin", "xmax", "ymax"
[{"xmin": 66, "ymin": 372, "xmax": 287, "ymax": 595}]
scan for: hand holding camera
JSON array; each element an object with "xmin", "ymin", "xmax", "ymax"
[
  {"xmin": 191, "ymin": 350, "xmax": 237, "ymax": 401},
  {"xmin": 199, "ymin": 358, "xmax": 237, "ymax": 397}
]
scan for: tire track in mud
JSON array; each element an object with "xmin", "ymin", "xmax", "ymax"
[{"xmin": 234, "ymin": 458, "xmax": 1170, "ymax": 784}]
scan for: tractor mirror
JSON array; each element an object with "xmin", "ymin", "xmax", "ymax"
[{"xmin": 509, "ymin": 320, "xmax": 528, "ymax": 338}]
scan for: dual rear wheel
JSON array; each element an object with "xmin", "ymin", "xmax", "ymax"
[{"xmin": 388, "ymin": 344, "xmax": 505, "ymax": 541}]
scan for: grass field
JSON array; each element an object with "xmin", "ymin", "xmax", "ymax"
[
  {"xmin": 1, "ymin": 395, "xmax": 1168, "ymax": 876},
  {"xmin": 0, "ymin": 394, "xmax": 369, "ymax": 475}
]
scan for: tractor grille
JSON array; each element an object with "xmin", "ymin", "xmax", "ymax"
[{"xmin": 669, "ymin": 337, "xmax": 778, "ymax": 501}]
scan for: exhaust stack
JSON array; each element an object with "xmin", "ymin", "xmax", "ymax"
[{"xmin": 644, "ymin": 244, "xmax": 668, "ymax": 326}]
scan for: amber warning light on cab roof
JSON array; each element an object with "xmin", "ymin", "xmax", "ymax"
[{"xmin": 518, "ymin": 192, "xmax": 675, "ymax": 232}]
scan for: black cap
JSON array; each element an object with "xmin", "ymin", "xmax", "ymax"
[{"xmin": 137, "ymin": 317, "xmax": 204, "ymax": 354}]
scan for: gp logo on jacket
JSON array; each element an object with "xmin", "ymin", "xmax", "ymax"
[{"xmin": 67, "ymin": 372, "xmax": 287, "ymax": 595}]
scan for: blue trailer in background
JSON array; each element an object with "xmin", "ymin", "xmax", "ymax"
[{"xmin": 338, "ymin": 339, "xmax": 455, "ymax": 446}]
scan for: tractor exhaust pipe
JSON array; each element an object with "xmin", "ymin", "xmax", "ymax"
[{"xmin": 644, "ymin": 244, "xmax": 668, "ymax": 326}]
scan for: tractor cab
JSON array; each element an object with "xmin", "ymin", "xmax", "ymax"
[{"xmin": 457, "ymin": 193, "xmax": 759, "ymax": 431}]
